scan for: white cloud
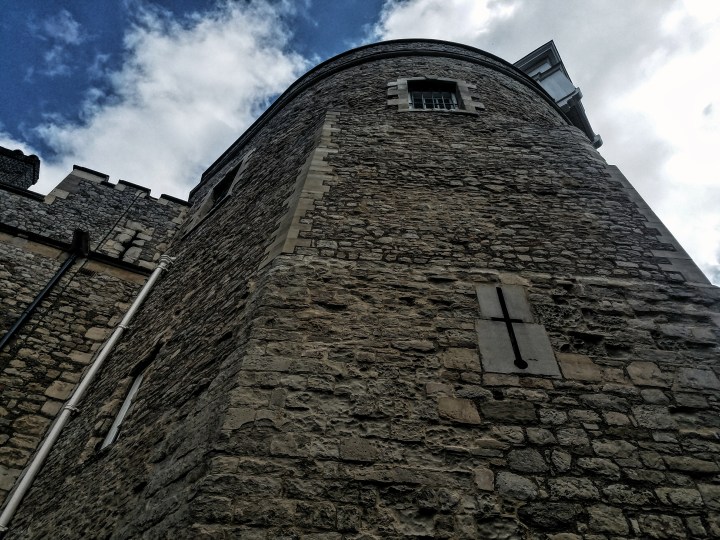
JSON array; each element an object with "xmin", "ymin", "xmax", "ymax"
[
  {"xmin": 41, "ymin": 9, "xmax": 84, "ymax": 45},
  {"xmin": 371, "ymin": 0, "xmax": 720, "ymax": 283},
  {"xmin": 371, "ymin": 0, "xmax": 518, "ymax": 42},
  {"xmin": 27, "ymin": 9, "xmax": 86, "ymax": 78},
  {"xmin": 30, "ymin": 1, "xmax": 308, "ymax": 198}
]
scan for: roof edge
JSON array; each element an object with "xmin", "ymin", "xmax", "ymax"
[{"xmin": 192, "ymin": 38, "xmax": 572, "ymax": 198}]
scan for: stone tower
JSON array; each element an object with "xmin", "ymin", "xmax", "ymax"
[{"xmin": 2, "ymin": 39, "xmax": 719, "ymax": 538}]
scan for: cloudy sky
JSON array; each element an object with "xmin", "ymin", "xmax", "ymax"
[{"xmin": 1, "ymin": 0, "xmax": 718, "ymax": 283}]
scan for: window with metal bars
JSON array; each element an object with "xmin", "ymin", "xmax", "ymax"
[{"xmin": 408, "ymin": 80, "xmax": 460, "ymax": 111}]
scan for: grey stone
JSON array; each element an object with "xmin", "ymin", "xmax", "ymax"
[
  {"xmin": 549, "ymin": 477, "xmax": 600, "ymax": 500},
  {"xmin": 339, "ymin": 437, "xmax": 378, "ymax": 462},
  {"xmin": 638, "ymin": 514, "xmax": 686, "ymax": 539},
  {"xmin": 664, "ymin": 456, "xmax": 719, "ymax": 473},
  {"xmin": 699, "ymin": 483, "xmax": 720, "ymax": 510},
  {"xmin": 675, "ymin": 367, "xmax": 720, "ymax": 390},
  {"xmin": 518, "ymin": 502, "xmax": 585, "ymax": 530},
  {"xmin": 508, "ymin": 448, "xmax": 549, "ymax": 473},
  {"xmin": 496, "ymin": 471, "xmax": 538, "ymax": 501},
  {"xmin": 627, "ymin": 362, "xmax": 671, "ymax": 387},
  {"xmin": 526, "ymin": 427, "xmax": 556, "ymax": 445},
  {"xmin": 557, "ymin": 353, "xmax": 602, "ymax": 382},
  {"xmin": 588, "ymin": 504, "xmax": 629, "ymax": 534},
  {"xmin": 551, "ymin": 450, "xmax": 572, "ymax": 473},
  {"xmin": 654, "ymin": 487, "xmax": 703, "ymax": 508},
  {"xmin": 481, "ymin": 400, "xmax": 537, "ymax": 424},
  {"xmin": 632, "ymin": 405, "xmax": 678, "ymax": 430},
  {"xmin": 577, "ymin": 458, "xmax": 621, "ymax": 478}
]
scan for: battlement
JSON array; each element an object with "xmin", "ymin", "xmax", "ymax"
[
  {"xmin": 0, "ymin": 146, "xmax": 40, "ymax": 190},
  {"xmin": 1, "ymin": 164, "xmax": 189, "ymax": 270}
]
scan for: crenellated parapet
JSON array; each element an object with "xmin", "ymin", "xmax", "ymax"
[{"xmin": 1, "ymin": 164, "xmax": 188, "ymax": 269}]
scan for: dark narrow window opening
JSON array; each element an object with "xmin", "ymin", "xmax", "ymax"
[
  {"xmin": 408, "ymin": 80, "xmax": 460, "ymax": 111},
  {"xmin": 212, "ymin": 163, "xmax": 240, "ymax": 205},
  {"xmin": 101, "ymin": 342, "xmax": 162, "ymax": 449}
]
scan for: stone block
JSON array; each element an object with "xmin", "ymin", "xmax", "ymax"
[
  {"xmin": 632, "ymin": 405, "xmax": 678, "ymax": 430},
  {"xmin": 638, "ymin": 514, "xmax": 686, "ymax": 539},
  {"xmin": 481, "ymin": 400, "xmax": 536, "ymax": 424},
  {"xmin": 508, "ymin": 448, "xmax": 548, "ymax": 473},
  {"xmin": 0, "ymin": 465, "xmax": 21, "ymax": 491},
  {"xmin": 588, "ymin": 504, "xmax": 629, "ymax": 534},
  {"xmin": 699, "ymin": 483, "xmax": 720, "ymax": 510},
  {"xmin": 439, "ymin": 347, "xmax": 480, "ymax": 371},
  {"xmin": 437, "ymin": 397, "xmax": 481, "ymax": 424},
  {"xmin": 85, "ymin": 327, "xmax": 111, "ymax": 341},
  {"xmin": 626, "ymin": 362, "xmax": 670, "ymax": 387},
  {"xmin": 339, "ymin": 437, "xmax": 378, "ymax": 462},
  {"xmin": 557, "ymin": 353, "xmax": 602, "ymax": 382},
  {"xmin": 654, "ymin": 487, "xmax": 703, "ymax": 508},
  {"xmin": 549, "ymin": 477, "xmax": 600, "ymax": 500},
  {"xmin": 40, "ymin": 400, "xmax": 63, "ymax": 416},
  {"xmin": 45, "ymin": 380, "xmax": 75, "ymax": 400},
  {"xmin": 496, "ymin": 471, "xmax": 537, "ymax": 500},
  {"xmin": 675, "ymin": 367, "xmax": 720, "ymax": 390},
  {"xmin": 473, "ymin": 466, "xmax": 494, "ymax": 491},
  {"xmin": 223, "ymin": 407, "xmax": 255, "ymax": 430},
  {"xmin": 664, "ymin": 456, "xmax": 719, "ymax": 473}
]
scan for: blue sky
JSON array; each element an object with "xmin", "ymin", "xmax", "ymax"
[{"xmin": 1, "ymin": 0, "xmax": 718, "ymax": 283}]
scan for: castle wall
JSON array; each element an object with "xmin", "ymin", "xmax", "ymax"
[
  {"xmin": 0, "ymin": 168, "xmax": 187, "ymax": 269},
  {"xmin": 0, "ymin": 171, "xmax": 188, "ymax": 512},
  {"xmin": 5, "ymin": 41, "xmax": 719, "ymax": 539}
]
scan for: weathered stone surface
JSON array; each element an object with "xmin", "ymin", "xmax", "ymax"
[
  {"xmin": 627, "ymin": 361, "xmax": 671, "ymax": 387},
  {"xmin": 473, "ymin": 466, "xmax": 494, "ymax": 491},
  {"xmin": 481, "ymin": 400, "xmax": 537, "ymax": 424},
  {"xmin": 588, "ymin": 504, "xmax": 629, "ymax": 534},
  {"xmin": 44, "ymin": 380, "xmax": 75, "ymax": 400},
  {"xmin": 2, "ymin": 39, "xmax": 718, "ymax": 540},
  {"xmin": 439, "ymin": 347, "xmax": 480, "ymax": 371},
  {"xmin": 655, "ymin": 487, "xmax": 703, "ymax": 508},
  {"xmin": 508, "ymin": 448, "xmax": 549, "ymax": 473},
  {"xmin": 699, "ymin": 483, "xmax": 720, "ymax": 510},
  {"xmin": 518, "ymin": 502, "xmax": 585, "ymax": 530},
  {"xmin": 437, "ymin": 397, "xmax": 481, "ymax": 424},
  {"xmin": 339, "ymin": 437, "xmax": 378, "ymax": 462},
  {"xmin": 549, "ymin": 477, "xmax": 600, "ymax": 500},
  {"xmin": 557, "ymin": 353, "xmax": 602, "ymax": 382},
  {"xmin": 638, "ymin": 514, "xmax": 686, "ymax": 539},
  {"xmin": 496, "ymin": 472, "xmax": 538, "ymax": 500},
  {"xmin": 632, "ymin": 405, "xmax": 678, "ymax": 430},
  {"xmin": 675, "ymin": 367, "xmax": 720, "ymax": 390}
]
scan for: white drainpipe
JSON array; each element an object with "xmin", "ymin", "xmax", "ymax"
[{"xmin": 0, "ymin": 255, "xmax": 174, "ymax": 534}]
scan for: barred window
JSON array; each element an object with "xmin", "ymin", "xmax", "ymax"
[{"xmin": 408, "ymin": 80, "xmax": 459, "ymax": 110}]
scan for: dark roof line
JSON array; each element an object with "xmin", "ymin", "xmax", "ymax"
[{"xmin": 193, "ymin": 38, "xmax": 571, "ymax": 197}]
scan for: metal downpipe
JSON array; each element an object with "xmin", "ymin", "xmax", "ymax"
[
  {"xmin": 0, "ymin": 229, "xmax": 89, "ymax": 353},
  {"xmin": 0, "ymin": 254, "xmax": 174, "ymax": 534}
]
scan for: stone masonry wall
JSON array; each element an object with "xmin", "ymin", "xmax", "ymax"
[
  {"xmin": 7, "ymin": 76, "xmax": 329, "ymax": 537},
  {"xmin": 0, "ymin": 235, "xmax": 146, "ymax": 503},
  {"xmin": 5, "ymin": 41, "xmax": 718, "ymax": 539},
  {"xmin": 0, "ymin": 169, "xmax": 187, "ymax": 511},
  {"xmin": 1, "ymin": 169, "xmax": 187, "ymax": 269}
]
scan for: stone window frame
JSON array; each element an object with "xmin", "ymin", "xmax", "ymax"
[{"xmin": 387, "ymin": 76, "xmax": 485, "ymax": 116}]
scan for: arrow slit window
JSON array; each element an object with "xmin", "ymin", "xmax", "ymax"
[{"xmin": 475, "ymin": 284, "xmax": 561, "ymax": 377}]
